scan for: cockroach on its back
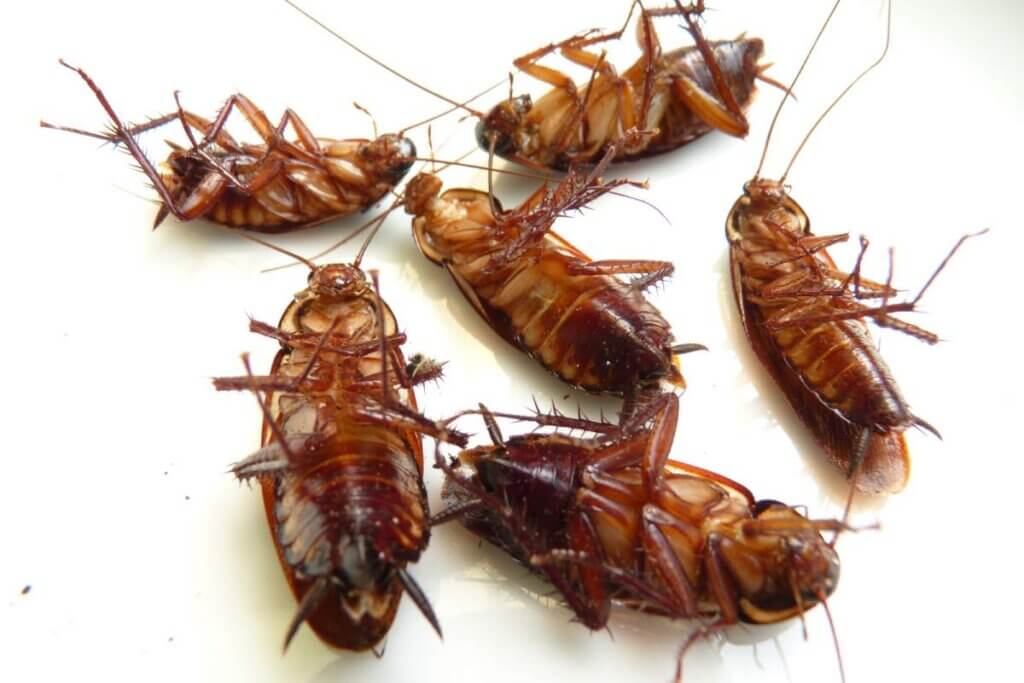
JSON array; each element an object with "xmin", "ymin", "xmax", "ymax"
[
  {"xmin": 726, "ymin": 0, "xmax": 981, "ymax": 494},
  {"xmin": 435, "ymin": 393, "xmax": 845, "ymax": 681},
  {"xmin": 403, "ymin": 135, "xmax": 701, "ymax": 398},
  {"xmin": 477, "ymin": 0, "xmax": 771, "ymax": 170},
  {"xmin": 213, "ymin": 256, "xmax": 466, "ymax": 650},
  {"xmin": 41, "ymin": 60, "xmax": 416, "ymax": 232},
  {"xmin": 286, "ymin": 1, "xmax": 771, "ymax": 172}
]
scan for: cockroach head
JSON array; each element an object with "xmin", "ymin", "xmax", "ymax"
[
  {"xmin": 739, "ymin": 502, "xmax": 841, "ymax": 623},
  {"xmin": 742, "ymin": 37, "xmax": 766, "ymax": 74},
  {"xmin": 308, "ymin": 263, "xmax": 368, "ymax": 298},
  {"xmin": 361, "ymin": 133, "xmax": 417, "ymax": 182},
  {"xmin": 403, "ymin": 172, "xmax": 443, "ymax": 216},
  {"xmin": 742, "ymin": 178, "xmax": 787, "ymax": 207},
  {"xmin": 476, "ymin": 94, "xmax": 532, "ymax": 157}
]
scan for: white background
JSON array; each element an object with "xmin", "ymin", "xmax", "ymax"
[{"xmin": 3, "ymin": 1, "xmax": 1021, "ymax": 681}]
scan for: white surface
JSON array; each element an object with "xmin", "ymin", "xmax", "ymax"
[{"xmin": 3, "ymin": 1, "xmax": 1022, "ymax": 681}]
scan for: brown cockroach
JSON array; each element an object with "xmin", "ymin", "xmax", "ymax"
[
  {"xmin": 434, "ymin": 393, "xmax": 846, "ymax": 681},
  {"xmin": 726, "ymin": 1, "xmax": 981, "ymax": 494},
  {"xmin": 285, "ymin": 1, "xmax": 770, "ymax": 173},
  {"xmin": 213, "ymin": 252, "xmax": 468, "ymax": 650},
  {"xmin": 41, "ymin": 59, "xmax": 419, "ymax": 232},
  {"xmin": 402, "ymin": 134, "xmax": 702, "ymax": 398},
  {"xmin": 476, "ymin": 0, "xmax": 774, "ymax": 170}
]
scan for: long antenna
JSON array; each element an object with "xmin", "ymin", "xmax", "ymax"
[
  {"xmin": 754, "ymin": 0, "xmax": 843, "ymax": 178},
  {"xmin": 285, "ymin": 0, "xmax": 484, "ymax": 117},
  {"xmin": 235, "ymin": 231, "xmax": 317, "ymax": 271},
  {"xmin": 781, "ymin": 0, "xmax": 892, "ymax": 182}
]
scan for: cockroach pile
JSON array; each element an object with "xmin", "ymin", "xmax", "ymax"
[{"xmin": 42, "ymin": 0, "xmax": 982, "ymax": 680}]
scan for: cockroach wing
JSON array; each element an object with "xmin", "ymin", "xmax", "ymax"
[{"xmin": 728, "ymin": 259, "xmax": 910, "ymax": 494}]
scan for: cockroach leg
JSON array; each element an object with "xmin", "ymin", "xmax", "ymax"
[
  {"xmin": 699, "ymin": 535, "xmax": 740, "ymax": 622},
  {"xmin": 641, "ymin": 393, "xmax": 679, "ymax": 495},
  {"xmin": 404, "ymin": 354, "xmax": 446, "ymax": 386},
  {"xmin": 641, "ymin": 506, "xmax": 700, "ymax": 614},
  {"xmin": 52, "ymin": 60, "xmax": 189, "ymax": 221},
  {"xmin": 343, "ymin": 393, "xmax": 468, "ymax": 447},
  {"xmin": 675, "ymin": 1, "xmax": 748, "ymax": 134},
  {"xmin": 229, "ymin": 431, "xmax": 331, "ymax": 481},
  {"xmin": 565, "ymin": 510, "xmax": 612, "ymax": 627},
  {"xmin": 674, "ymin": 618, "xmax": 732, "ymax": 683},
  {"xmin": 40, "ymin": 110, "xmax": 182, "ymax": 144},
  {"xmin": 478, "ymin": 403, "xmax": 505, "ymax": 446},
  {"xmin": 430, "ymin": 497, "xmax": 485, "ymax": 527},
  {"xmin": 565, "ymin": 258, "xmax": 673, "ymax": 282}
]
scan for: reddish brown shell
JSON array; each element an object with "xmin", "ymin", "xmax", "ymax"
[
  {"xmin": 406, "ymin": 173, "xmax": 683, "ymax": 395},
  {"xmin": 478, "ymin": 38, "xmax": 765, "ymax": 170},
  {"xmin": 440, "ymin": 396, "xmax": 840, "ymax": 631},
  {"xmin": 160, "ymin": 133, "xmax": 415, "ymax": 233},
  {"xmin": 726, "ymin": 180, "xmax": 914, "ymax": 494}
]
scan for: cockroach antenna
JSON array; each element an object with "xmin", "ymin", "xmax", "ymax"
[
  {"xmin": 285, "ymin": 0, "xmax": 489, "ymax": 119},
  {"xmin": 782, "ymin": 0, "xmax": 893, "ymax": 182},
  {"xmin": 755, "ymin": 0, "xmax": 843, "ymax": 179}
]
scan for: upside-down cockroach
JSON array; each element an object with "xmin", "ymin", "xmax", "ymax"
[
  {"xmin": 285, "ymin": 1, "xmax": 770, "ymax": 173},
  {"xmin": 477, "ymin": 0, "xmax": 773, "ymax": 170},
  {"xmin": 434, "ymin": 393, "xmax": 846, "ymax": 681},
  {"xmin": 41, "ymin": 60, "xmax": 418, "ymax": 232},
  {"xmin": 403, "ymin": 135, "xmax": 702, "ymax": 398},
  {"xmin": 213, "ymin": 252, "xmax": 467, "ymax": 650},
  {"xmin": 726, "ymin": 0, "xmax": 981, "ymax": 494}
]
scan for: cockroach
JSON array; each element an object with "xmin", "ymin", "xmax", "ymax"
[
  {"xmin": 41, "ymin": 59, "xmax": 420, "ymax": 232},
  {"xmin": 726, "ymin": 1, "xmax": 981, "ymax": 494},
  {"xmin": 284, "ymin": 1, "xmax": 771, "ymax": 173},
  {"xmin": 434, "ymin": 393, "xmax": 847, "ymax": 681},
  {"xmin": 476, "ymin": 0, "xmax": 775, "ymax": 170},
  {"xmin": 402, "ymin": 134, "xmax": 703, "ymax": 398},
  {"xmin": 213, "ymin": 249, "xmax": 467, "ymax": 650}
]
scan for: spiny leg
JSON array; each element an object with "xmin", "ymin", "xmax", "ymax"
[
  {"xmin": 41, "ymin": 110, "xmax": 183, "ymax": 144},
  {"xmin": 52, "ymin": 60, "xmax": 195, "ymax": 221},
  {"xmin": 641, "ymin": 505, "xmax": 700, "ymax": 615}
]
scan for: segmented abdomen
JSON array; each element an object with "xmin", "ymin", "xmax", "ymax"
[
  {"xmin": 729, "ymin": 223, "xmax": 912, "ymax": 492},
  {"xmin": 521, "ymin": 39, "xmax": 762, "ymax": 168},
  {"xmin": 260, "ymin": 291, "xmax": 428, "ymax": 649},
  {"xmin": 173, "ymin": 138, "xmax": 395, "ymax": 233},
  {"xmin": 738, "ymin": 238, "xmax": 912, "ymax": 430},
  {"xmin": 472, "ymin": 248, "xmax": 678, "ymax": 393}
]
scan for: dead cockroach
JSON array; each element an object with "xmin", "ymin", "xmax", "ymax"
[
  {"xmin": 41, "ymin": 59, "xmax": 419, "ymax": 232},
  {"xmin": 403, "ymin": 134, "xmax": 702, "ymax": 398},
  {"xmin": 435, "ymin": 393, "xmax": 847, "ymax": 681},
  {"xmin": 726, "ymin": 1, "xmax": 981, "ymax": 494},
  {"xmin": 477, "ymin": 0, "xmax": 774, "ymax": 170},
  {"xmin": 285, "ymin": 1, "xmax": 770, "ymax": 172},
  {"xmin": 213, "ymin": 251, "xmax": 467, "ymax": 650}
]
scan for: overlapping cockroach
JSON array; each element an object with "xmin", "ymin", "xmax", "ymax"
[
  {"xmin": 40, "ymin": 59, "xmax": 492, "ymax": 232},
  {"xmin": 212, "ymin": 234, "xmax": 468, "ymax": 651},
  {"xmin": 286, "ymin": 0, "xmax": 777, "ymax": 171},
  {"xmin": 477, "ymin": 0, "xmax": 782, "ymax": 169},
  {"xmin": 402, "ymin": 133, "xmax": 705, "ymax": 399},
  {"xmin": 726, "ymin": 0, "xmax": 983, "ymax": 494},
  {"xmin": 433, "ymin": 393, "xmax": 849, "ymax": 681}
]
